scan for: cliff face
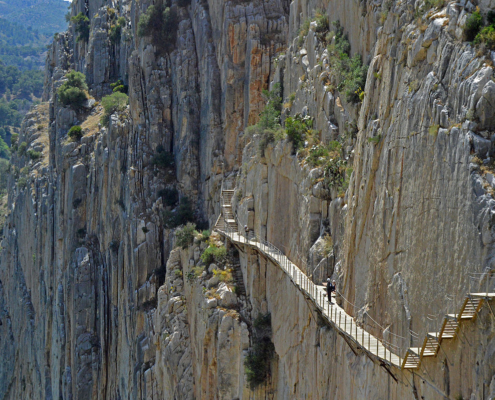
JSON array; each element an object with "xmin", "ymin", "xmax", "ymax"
[{"xmin": 2, "ymin": 0, "xmax": 495, "ymax": 399}]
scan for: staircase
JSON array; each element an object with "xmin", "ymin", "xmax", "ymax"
[
  {"xmin": 221, "ymin": 190, "xmax": 238, "ymax": 232},
  {"xmin": 231, "ymin": 258, "xmax": 246, "ymax": 296},
  {"xmin": 401, "ymin": 294, "xmax": 486, "ymax": 369}
]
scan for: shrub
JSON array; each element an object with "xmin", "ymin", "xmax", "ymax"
[
  {"xmin": 177, "ymin": 0, "xmax": 192, "ymax": 7},
  {"xmin": 58, "ymin": 71, "xmax": 88, "ymax": 108},
  {"xmin": 464, "ymin": 9, "xmax": 483, "ymax": 42},
  {"xmin": 18, "ymin": 141, "xmax": 27, "ymax": 155},
  {"xmin": 162, "ymin": 197, "xmax": 195, "ymax": 228},
  {"xmin": 307, "ymin": 145, "xmax": 329, "ymax": 167},
  {"xmin": 158, "ymin": 187, "xmax": 179, "ymax": 206},
  {"xmin": 297, "ymin": 19, "xmax": 310, "ymax": 47},
  {"xmin": 246, "ymin": 84, "xmax": 286, "ymax": 156},
  {"xmin": 68, "ymin": 125, "xmax": 83, "ymax": 141},
  {"xmin": 27, "ymin": 149, "xmax": 41, "ymax": 161},
  {"xmin": 101, "ymin": 92, "xmax": 128, "ymax": 125},
  {"xmin": 315, "ymin": 11, "xmax": 329, "ymax": 33},
  {"xmin": 138, "ymin": 1, "xmax": 178, "ymax": 54},
  {"xmin": 474, "ymin": 24, "xmax": 495, "ymax": 49},
  {"xmin": 71, "ymin": 12, "xmax": 90, "ymax": 42},
  {"xmin": 11, "ymin": 133, "xmax": 18, "ymax": 146},
  {"xmin": 109, "ymin": 17, "xmax": 126, "ymax": 44},
  {"xmin": 175, "ymin": 222, "xmax": 196, "ymax": 249},
  {"xmin": 18, "ymin": 177, "xmax": 27, "ymax": 188},
  {"xmin": 200, "ymin": 245, "xmax": 227, "ymax": 265},
  {"xmin": 152, "ymin": 149, "xmax": 174, "ymax": 169},
  {"xmin": 213, "ymin": 268, "xmax": 233, "ymax": 283},
  {"xmin": 110, "ymin": 79, "xmax": 128, "ymax": 94},
  {"xmin": 244, "ymin": 313, "xmax": 275, "ymax": 389},
  {"xmin": 258, "ymin": 83, "xmax": 282, "ymax": 130},
  {"xmin": 323, "ymin": 157, "xmax": 347, "ymax": 190},
  {"xmin": 285, "ymin": 115, "xmax": 312, "ymax": 149},
  {"xmin": 327, "ymin": 21, "xmax": 368, "ymax": 104}
]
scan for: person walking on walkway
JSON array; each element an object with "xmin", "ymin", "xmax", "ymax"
[{"xmin": 326, "ymin": 278, "xmax": 336, "ymax": 304}]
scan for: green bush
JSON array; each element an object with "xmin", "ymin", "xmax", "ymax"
[
  {"xmin": 10, "ymin": 133, "xmax": 18, "ymax": 147},
  {"xmin": 58, "ymin": 71, "xmax": 88, "ymax": 108},
  {"xmin": 68, "ymin": 125, "xmax": 83, "ymax": 141},
  {"xmin": 101, "ymin": 92, "xmax": 128, "ymax": 125},
  {"xmin": 475, "ymin": 24, "xmax": 495, "ymax": 49},
  {"xmin": 307, "ymin": 145, "xmax": 330, "ymax": 167},
  {"xmin": 258, "ymin": 83, "xmax": 282, "ymax": 130},
  {"xmin": 27, "ymin": 149, "xmax": 41, "ymax": 161},
  {"xmin": 138, "ymin": 1, "xmax": 178, "ymax": 54},
  {"xmin": 152, "ymin": 146, "xmax": 175, "ymax": 169},
  {"xmin": 175, "ymin": 222, "xmax": 196, "ymax": 249},
  {"xmin": 109, "ymin": 16, "xmax": 126, "ymax": 44},
  {"xmin": 0, "ymin": 137, "xmax": 9, "ymax": 159},
  {"xmin": 327, "ymin": 21, "xmax": 368, "ymax": 104},
  {"xmin": 200, "ymin": 245, "xmax": 227, "ymax": 265},
  {"xmin": 244, "ymin": 313, "xmax": 275, "ymax": 389},
  {"xmin": 315, "ymin": 11, "xmax": 329, "ymax": 33},
  {"xmin": 162, "ymin": 197, "xmax": 195, "ymax": 228},
  {"xmin": 18, "ymin": 141, "xmax": 27, "ymax": 155},
  {"xmin": 18, "ymin": 177, "xmax": 27, "ymax": 188},
  {"xmin": 245, "ymin": 83, "xmax": 285, "ymax": 156},
  {"xmin": 464, "ymin": 10, "xmax": 483, "ymax": 42},
  {"xmin": 110, "ymin": 79, "xmax": 128, "ymax": 94},
  {"xmin": 158, "ymin": 187, "xmax": 179, "ymax": 206},
  {"xmin": 285, "ymin": 115, "xmax": 312, "ymax": 149},
  {"xmin": 71, "ymin": 12, "xmax": 90, "ymax": 42}
]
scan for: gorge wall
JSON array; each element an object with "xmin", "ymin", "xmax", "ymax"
[{"xmin": 2, "ymin": 0, "xmax": 495, "ymax": 399}]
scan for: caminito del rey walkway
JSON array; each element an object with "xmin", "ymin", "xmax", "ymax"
[{"xmin": 214, "ymin": 188, "xmax": 495, "ymax": 373}]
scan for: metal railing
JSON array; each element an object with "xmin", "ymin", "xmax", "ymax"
[
  {"xmin": 214, "ymin": 187, "xmax": 495, "ymax": 369},
  {"xmin": 214, "ymin": 211, "xmax": 403, "ymax": 367}
]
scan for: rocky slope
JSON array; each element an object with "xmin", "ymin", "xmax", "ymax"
[{"xmin": 2, "ymin": 0, "xmax": 495, "ymax": 399}]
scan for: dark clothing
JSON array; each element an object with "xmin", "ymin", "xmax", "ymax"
[{"xmin": 326, "ymin": 281, "xmax": 336, "ymax": 302}]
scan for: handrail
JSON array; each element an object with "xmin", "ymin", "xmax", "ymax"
[
  {"xmin": 214, "ymin": 210, "xmax": 403, "ymax": 368},
  {"xmin": 214, "ymin": 187, "xmax": 495, "ymax": 369}
]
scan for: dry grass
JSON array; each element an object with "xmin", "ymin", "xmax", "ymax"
[
  {"xmin": 31, "ymin": 102, "xmax": 50, "ymax": 167},
  {"xmin": 81, "ymin": 105, "xmax": 104, "ymax": 137},
  {"xmin": 0, "ymin": 193, "xmax": 7, "ymax": 235}
]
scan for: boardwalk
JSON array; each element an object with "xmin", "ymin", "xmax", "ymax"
[{"xmin": 214, "ymin": 189, "xmax": 495, "ymax": 371}]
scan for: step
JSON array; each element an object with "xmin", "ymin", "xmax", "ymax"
[{"xmin": 447, "ymin": 313, "xmax": 473, "ymax": 320}]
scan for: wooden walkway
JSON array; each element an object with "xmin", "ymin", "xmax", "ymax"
[{"xmin": 214, "ymin": 189, "xmax": 495, "ymax": 371}]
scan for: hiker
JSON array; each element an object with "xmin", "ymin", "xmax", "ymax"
[{"xmin": 326, "ymin": 278, "xmax": 336, "ymax": 303}]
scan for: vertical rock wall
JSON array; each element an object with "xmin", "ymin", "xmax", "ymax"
[{"xmin": 2, "ymin": 0, "xmax": 495, "ymax": 399}]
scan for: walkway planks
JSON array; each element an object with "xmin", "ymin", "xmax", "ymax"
[{"xmin": 214, "ymin": 189, "xmax": 495, "ymax": 371}]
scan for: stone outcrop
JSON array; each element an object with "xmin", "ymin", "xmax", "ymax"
[{"xmin": 3, "ymin": 0, "xmax": 495, "ymax": 399}]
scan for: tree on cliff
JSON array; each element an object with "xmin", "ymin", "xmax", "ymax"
[
  {"xmin": 57, "ymin": 70, "xmax": 88, "ymax": 108},
  {"xmin": 137, "ymin": 0, "xmax": 178, "ymax": 54}
]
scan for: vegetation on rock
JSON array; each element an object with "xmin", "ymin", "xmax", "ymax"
[
  {"xmin": 201, "ymin": 244, "xmax": 227, "ymax": 265},
  {"xmin": 327, "ymin": 21, "xmax": 368, "ymax": 104},
  {"xmin": 58, "ymin": 71, "xmax": 88, "ymax": 108},
  {"xmin": 244, "ymin": 313, "xmax": 275, "ymax": 389},
  {"xmin": 71, "ymin": 12, "xmax": 90, "ymax": 43},
  {"xmin": 101, "ymin": 91, "xmax": 128, "ymax": 125},
  {"xmin": 137, "ymin": 0, "xmax": 178, "ymax": 54},
  {"xmin": 68, "ymin": 125, "xmax": 83, "ymax": 142}
]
